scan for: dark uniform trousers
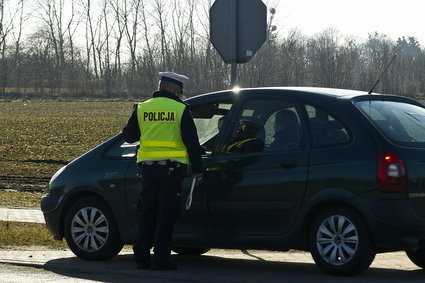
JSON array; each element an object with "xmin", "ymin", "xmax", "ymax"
[{"xmin": 133, "ymin": 162, "xmax": 186, "ymax": 265}]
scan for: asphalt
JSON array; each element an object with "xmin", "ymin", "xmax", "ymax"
[
  {"xmin": 0, "ymin": 206, "xmax": 45, "ymax": 223},
  {"xmin": 0, "ymin": 207, "xmax": 422, "ymax": 282},
  {"xmin": 0, "ymin": 247, "xmax": 421, "ymax": 282}
]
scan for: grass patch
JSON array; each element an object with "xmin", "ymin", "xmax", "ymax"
[
  {"xmin": 0, "ymin": 221, "xmax": 67, "ymax": 248},
  {"xmin": 0, "ymin": 101, "xmax": 135, "ymax": 192},
  {"xmin": 0, "ymin": 191, "xmax": 44, "ymax": 208}
]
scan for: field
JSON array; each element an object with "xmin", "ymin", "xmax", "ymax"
[{"xmin": 0, "ymin": 100, "xmax": 135, "ymax": 193}]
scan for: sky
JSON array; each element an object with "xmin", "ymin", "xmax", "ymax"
[
  {"xmin": 4, "ymin": 0, "xmax": 425, "ymax": 46},
  {"xmin": 273, "ymin": 0, "xmax": 425, "ymax": 44}
]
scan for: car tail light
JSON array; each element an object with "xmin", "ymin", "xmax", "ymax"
[{"xmin": 377, "ymin": 151, "xmax": 406, "ymax": 192}]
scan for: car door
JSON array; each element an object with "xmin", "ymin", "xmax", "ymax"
[
  {"xmin": 174, "ymin": 97, "xmax": 235, "ymax": 240},
  {"xmin": 102, "ymin": 136, "xmax": 140, "ymax": 241},
  {"xmin": 120, "ymin": 95, "xmax": 236, "ymax": 244},
  {"xmin": 205, "ymin": 95, "xmax": 309, "ymax": 240},
  {"xmin": 102, "ymin": 137, "xmax": 140, "ymax": 231}
]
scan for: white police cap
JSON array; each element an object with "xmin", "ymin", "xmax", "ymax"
[{"xmin": 158, "ymin": 72, "xmax": 189, "ymax": 87}]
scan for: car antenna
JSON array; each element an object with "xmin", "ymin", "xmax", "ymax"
[{"xmin": 368, "ymin": 54, "xmax": 398, "ymax": 94}]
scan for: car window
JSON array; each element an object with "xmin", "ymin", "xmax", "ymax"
[
  {"xmin": 356, "ymin": 100, "xmax": 425, "ymax": 146},
  {"xmin": 104, "ymin": 138, "xmax": 139, "ymax": 159},
  {"xmin": 305, "ymin": 104, "xmax": 350, "ymax": 148},
  {"xmin": 191, "ymin": 102, "xmax": 233, "ymax": 153},
  {"xmin": 221, "ymin": 98, "xmax": 304, "ymax": 154}
]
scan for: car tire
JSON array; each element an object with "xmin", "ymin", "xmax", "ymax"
[
  {"xmin": 172, "ymin": 247, "xmax": 210, "ymax": 256},
  {"xmin": 64, "ymin": 196, "xmax": 124, "ymax": 260},
  {"xmin": 406, "ymin": 249, "xmax": 425, "ymax": 269},
  {"xmin": 309, "ymin": 206, "xmax": 376, "ymax": 276}
]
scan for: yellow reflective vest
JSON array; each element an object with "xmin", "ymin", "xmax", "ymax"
[{"xmin": 136, "ymin": 97, "xmax": 189, "ymax": 164}]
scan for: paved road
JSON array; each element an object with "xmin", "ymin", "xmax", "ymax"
[
  {"xmin": 0, "ymin": 207, "xmax": 424, "ymax": 282},
  {"xmin": 0, "ymin": 247, "xmax": 423, "ymax": 283}
]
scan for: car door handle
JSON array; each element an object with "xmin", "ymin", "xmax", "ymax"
[{"xmin": 280, "ymin": 160, "xmax": 297, "ymax": 169}]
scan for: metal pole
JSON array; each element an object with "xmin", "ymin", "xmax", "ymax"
[
  {"xmin": 231, "ymin": 63, "xmax": 237, "ymax": 88},
  {"xmin": 230, "ymin": 0, "xmax": 238, "ymax": 88}
]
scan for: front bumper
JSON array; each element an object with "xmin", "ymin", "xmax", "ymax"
[{"xmin": 40, "ymin": 193, "xmax": 64, "ymax": 240}]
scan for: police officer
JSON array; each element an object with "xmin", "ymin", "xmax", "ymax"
[{"xmin": 122, "ymin": 72, "xmax": 203, "ymax": 270}]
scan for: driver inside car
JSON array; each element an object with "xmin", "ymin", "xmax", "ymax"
[{"xmin": 227, "ymin": 120, "xmax": 265, "ymax": 153}]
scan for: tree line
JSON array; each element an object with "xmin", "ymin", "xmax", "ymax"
[{"xmin": 0, "ymin": 0, "xmax": 424, "ymax": 100}]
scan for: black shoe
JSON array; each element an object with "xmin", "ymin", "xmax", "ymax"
[
  {"xmin": 151, "ymin": 261, "xmax": 178, "ymax": 271},
  {"xmin": 136, "ymin": 262, "xmax": 151, "ymax": 270}
]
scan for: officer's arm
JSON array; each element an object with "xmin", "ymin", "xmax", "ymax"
[
  {"xmin": 180, "ymin": 108, "xmax": 203, "ymax": 174},
  {"xmin": 122, "ymin": 104, "xmax": 141, "ymax": 143}
]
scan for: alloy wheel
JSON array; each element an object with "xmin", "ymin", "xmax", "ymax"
[
  {"xmin": 316, "ymin": 215, "xmax": 359, "ymax": 265},
  {"xmin": 70, "ymin": 207, "xmax": 109, "ymax": 252}
]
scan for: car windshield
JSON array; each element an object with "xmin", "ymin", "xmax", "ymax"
[
  {"xmin": 191, "ymin": 102, "xmax": 233, "ymax": 153},
  {"xmin": 356, "ymin": 100, "xmax": 425, "ymax": 147},
  {"xmin": 104, "ymin": 137, "xmax": 139, "ymax": 159}
]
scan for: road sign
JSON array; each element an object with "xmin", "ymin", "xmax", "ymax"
[{"xmin": 210, "ymin": 0, "xmax": 267, "ymax": 64}]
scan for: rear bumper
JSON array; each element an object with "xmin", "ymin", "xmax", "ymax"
[{"xmin": 368, "ymin": 199, "xmax": 425, "ymax": 250}]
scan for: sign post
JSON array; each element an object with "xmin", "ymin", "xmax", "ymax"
[{"xmin": 210, "ymin": 0, "xmax": 267, "ymax": 87}]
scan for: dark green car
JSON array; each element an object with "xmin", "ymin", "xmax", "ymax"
[{"xmin": 41, "ymin": 87, "xmax": 425, "ymax": 275}]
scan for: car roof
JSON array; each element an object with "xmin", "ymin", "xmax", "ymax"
[
  {"xmin": 189, "ymin": 87, "xmax": 370, "ymax": 101},
  {"xmin": 250, "ymin": 87, "xmax": 370, "ymax": 98},
  {"xmin": 187, "ymin": 86, "xmax": 420, "ymax": 106}
]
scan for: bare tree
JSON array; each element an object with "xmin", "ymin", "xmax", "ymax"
[
  {"xmin": 109, "ymin": 0, "xmax": 125, "ymax": 94},
  {"xmin": 2, "ymin": 0, "xmax": 425, "ymax": 99},
  {"xmin": 11, "ymin": 0, "xmax": 28, "ymax": 93},
  {"xmin": 121, "ymin": 0, "xmax": 142, "ymax": 95},
  {"xmin": 23, "ymin": 28, "xmax": 56, "ymax": 93},
  {"xmin": 361, "ymin": 32, "xmax": 395, "ymax": 93},
  {"xmin": 81, "ymin": 0, "xmax": 99, "ymax": 83},
  {"xmin": 306, "ymin": 28, "xmax": 341, "ymax": 87},
  {"xmin": 34, "ymin": 0, "xmax": 78, "ymax": 92},
  {"xmin": 336, "ymin": 38, "xmax": 362, "ymax": 89},
  {"xmin": 65, "ymin": 0, "xmax": 81, "ymax": 95},
  {"xmin": 153, "ymin": 0, "xmax": 170, "ymax": 69},
  {"xmin": 0, "ymin": 0, "xmax": 14, "ymax": 93},
  {"xmin": 100, "ymin": 0, "xmax": 113, "ymax": 95},
  {"xmin": 170, "ymin": 0, "xmax": 191, "ymax": 74},
  {"xmin": 139, "ymin": 0, "xmax": 156, "ymax": 91}
]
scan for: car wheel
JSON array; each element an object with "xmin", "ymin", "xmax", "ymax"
[
  {"xmin": 406, "ymin": 249, "xmax": 425, "ymax": 268},
  {"xmin": 172, "ymin": 247, "xmax": 210, "ymax": 256},
  {"xmin": 64, "ymin": 196, "xmax": 123, "ymax": 260},
  {"xmin": 309, "ymin": 206, "xmax": 376, "ymax": 276}
]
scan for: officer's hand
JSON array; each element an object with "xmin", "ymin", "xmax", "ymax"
[{"xmin": 192, "ymin": 173, "xmax": 203, "ymax": 180}]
